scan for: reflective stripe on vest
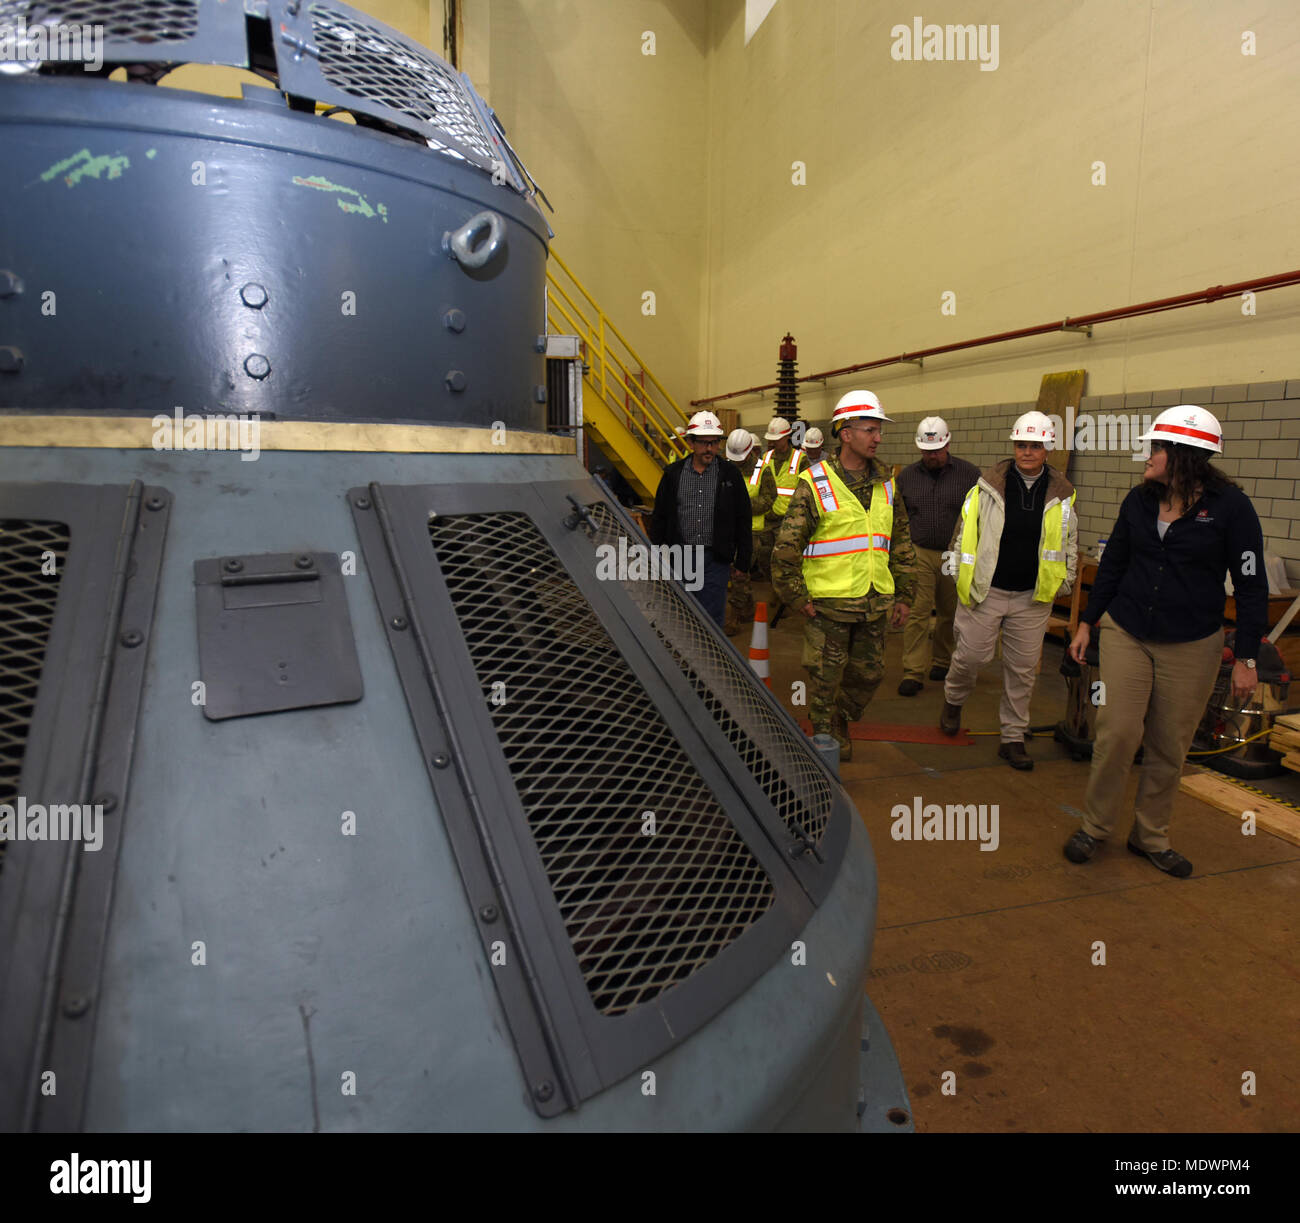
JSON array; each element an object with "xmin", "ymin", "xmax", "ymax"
[
  {"xmin": 956, "ymin": 484, "xmax": 1075, "ymax": 606},
  {"xmin": 771, "ymin": 448, "xmax": 805, "ymax": 516},
  {"xmin": 750, "ymin": 450, "xmax": 772, "ymax": 530},
  {"xmin": 798, "ymin": 462, "xmax": 895, "ymax": 598}
]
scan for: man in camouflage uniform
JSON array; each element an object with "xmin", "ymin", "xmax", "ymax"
[
  {"xmin": 772, "ymin": 391, "xmax": 917, "ymax": 760},
  {"xmin": 752, "ymin": 417, "xmax": 801, "ymax": 582},
  {"xmin": 724, "ymin": 429, "xmax": 775, "ymax": 634}
]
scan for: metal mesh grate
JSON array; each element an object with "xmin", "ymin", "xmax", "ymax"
[
  {"xmin": 308, "ymin": 2, "xmax": 495, "ymax": 164},
  {"xmin": 428, "ymin": 511, "xmax": 774, "ymax": 1017},
  {"xmin": 0, "ymin": 520, "xmax": 71, "ymax": 875},
  {"xmin": 584, "ymin": 503, "xmax": 835, "ymax": 845},
  {"xmin": 0, "ymin": 0, "xmax": 199, "ymax": 43}
]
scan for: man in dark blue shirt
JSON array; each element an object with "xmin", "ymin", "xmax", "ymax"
[{"xmin": 1064, "ymin": 405, "xmax": 1267, "ymax": 878}]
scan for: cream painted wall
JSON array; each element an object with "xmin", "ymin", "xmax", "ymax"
[
  {"xmin": 703, "ymin": 0, "xmax": 1300, "ymax": 432},
  {"xmin": 477, "ymin": 1, "xmax": 710, "ymax": 415}
]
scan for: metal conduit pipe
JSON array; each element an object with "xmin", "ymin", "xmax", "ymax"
[{"xmin": 691, "ymin": 269, "xmax": 1300, "ymax": 406}]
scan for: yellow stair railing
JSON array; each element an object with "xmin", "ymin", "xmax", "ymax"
[{"xmin": 546, "ymin": 249, "xmax": 690, "ymax": 499}]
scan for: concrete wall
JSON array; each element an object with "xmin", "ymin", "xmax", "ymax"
[{"xmin": 852, "ymin": 380, "xmax": 1300, "ymax": 578}]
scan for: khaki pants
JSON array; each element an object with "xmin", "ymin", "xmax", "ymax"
[
  {"xmin": 1082, "ymin": 612, "xmax": 1223, "ymax": 852},
  {"xmin": 901, "ymin": 545, "xmax": 958, "ymax": 679},
  {"xmin": 945, "ymin": 587, "xmax": 1053, "ymax": 743}
]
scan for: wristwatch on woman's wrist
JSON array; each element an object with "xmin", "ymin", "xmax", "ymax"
[{"xmin": 1241, "ymin": 658, "xmax": 1257, "ymax": 670}]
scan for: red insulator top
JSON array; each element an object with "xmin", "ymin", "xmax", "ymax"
[{"xmin": 779, "ymin": 333, "xmax": 797, "ymax": 361}]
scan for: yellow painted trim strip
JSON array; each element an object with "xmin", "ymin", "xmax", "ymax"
[{"xmin": 0, "ymin": 416, "xmax": 577, "ymax": 455}]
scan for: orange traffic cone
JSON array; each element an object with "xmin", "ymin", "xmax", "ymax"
[{"xmin": 749, "ymin": 602, "xmax": 771, "ymax": 687}]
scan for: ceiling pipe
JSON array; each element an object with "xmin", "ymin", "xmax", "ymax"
[{"xmin": 691, "ymin": 269, "xmax": 1300, "ymax": 407}]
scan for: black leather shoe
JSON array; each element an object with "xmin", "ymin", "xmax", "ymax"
[
  {"xmin": 997, "ymin": 741, "xmax": 1033, "ymax": 770},
  {"xmin": 1127, "ymin": 841, "xmax": 1192, "ymax": 878},
  {"xmin": 939, "ymin": 701, "xmax": 962, "ymax": 735},
  {"xmin": 929, "ymin": 665, "xmax": 949, "ymax": 681},
  {"xmin": 1063, "ymin": 829, "xmax": 1099, "ymax": 863},
  {"xmin": 897, "ymin": 678, "xmax": 923, "ymax": 697}
]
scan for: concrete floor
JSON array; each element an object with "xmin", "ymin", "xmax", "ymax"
[{"xmin": 747, "ymin": 591, "xmax": 1300, "ymax": 1133}]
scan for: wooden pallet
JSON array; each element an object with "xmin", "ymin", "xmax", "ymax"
[
  {"xmin": 1178, "ymin": 769, "xmax": 1300, "ymax": 848},
  {"xmin": 1268, "ymin": 726, "xmax": 1300, "ymax": 754}
]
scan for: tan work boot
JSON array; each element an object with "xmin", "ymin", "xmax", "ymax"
[{"xmin": 831, "ymin": 711, "xmax": 853, "ymax": 762}]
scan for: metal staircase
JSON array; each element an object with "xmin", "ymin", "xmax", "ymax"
[{"xmin": 545, "ymin": 249, "xmax": 689, "ymax": 500}]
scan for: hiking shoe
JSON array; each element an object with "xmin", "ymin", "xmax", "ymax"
[
  {"xmin": 998, "ymin": 741, "xmax": 1033, "ymax": 771},
  {"xmin": 897, "ymin": 678, "xmax": 924, "ymax": 697},
  {"xmin": 1127, "ymin": 841, "xmax": 1192, "ymax": 878},
  {"xmin": 929, "ymin": 665, "xmax": 949, "ymax": 681},
  {"xmin": 939, "ymin": 701, "xmax": 962, "ymax": 736},
  {"xmin": 1063, "ymin": 829, "xmax": 1099, "ymax": 863}
]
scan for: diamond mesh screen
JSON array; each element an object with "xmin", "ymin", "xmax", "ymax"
[
  {"xmin": 0, "ymin": 0, "xmax": 199, "ymax": 43},
  {"xmin": 308, "ymin": 2, "xmax": 495, "ymax": 165},
  {"xmin": 585, "ymin": 503, "xmax": 835, "ymax": 846},
  {"xmin": 428, "ymin": 511, "xmax": 774, "ymax": 1017},
  {"xmin": 0, "ymin": 520, "xmax": 71, "ymax": 875}
]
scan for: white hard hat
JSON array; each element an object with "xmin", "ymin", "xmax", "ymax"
[
  {"xmin": 685, "ymin": 410, "xmax": 725, "ymax": 439},
  {"xmin": 1137, "ymin": 405, "xmax": 1223, "ymax": 454},
  {"xmin": 725, "ymin": 427, "xmax": 756, "ymax": 461},
  {"xmin": 764, "ymin": 417, "xmax": 792, "ymax": 441},
  {"xmin": 831, "ymin": 390, "xmax": 892, "ymax": 434},
  {"xmin": 748, "ymin": 432, "xmax": 761, "ymax": 451},
  {"xmin": 802, "ymin": 427, "xmax": 824, "ymax": 449},
  {"xmin": 1010, "ymin": 411, "xmax": 1056, "ymax": 447},
  {"xmin": 915, "ymin": 416, "xmax": 951, "ymax": 450}
]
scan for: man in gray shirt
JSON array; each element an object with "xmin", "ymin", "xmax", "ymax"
[{"xmin": 895, "ymin": 417, "xmax": 979, "ymax": 695}]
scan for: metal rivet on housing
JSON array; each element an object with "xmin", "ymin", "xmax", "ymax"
[
  {"xmin": 240, "ymin": 282, "xmax": 268, "ymax": 309},
  {"xmin": 120, "ymin": 629, "xmax": 143, "ymax": 648},
  {"xmin": 444, "ymin": 308, "xmax": 466, "ymax": 333},
  {"xmin": 244, "ymin": 353, "xmax": 271, "ymax": 379}
]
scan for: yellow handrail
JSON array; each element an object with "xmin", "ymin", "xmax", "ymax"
[
  {"xmin": 545, "ymin": 249, "xmax": 691, "ymax": 488},
  {"xmin": 549, "ymin": 249, "xmax": 684, "ymax": 417}
]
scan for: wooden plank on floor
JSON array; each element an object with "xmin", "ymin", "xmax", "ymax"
[
  {"xmin": 1179, "ymin": 768, "xmax": 1300, "ymax": 848},
  {"xmin": 1273, "ymin": 712, "xmax": 1300, "ymax": 732}
]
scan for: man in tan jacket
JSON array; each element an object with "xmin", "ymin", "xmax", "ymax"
[{"xmin": 940, "ymin": 411, "xmax": 1078, "ymax": 770}]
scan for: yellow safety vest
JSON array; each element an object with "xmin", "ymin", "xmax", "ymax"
[
  {"xmin": 798, "ymin": 461, "xmax": 896, "ymax": 598},
  {"xmin": 955, "ymin": 483, "xmax": 1075, "ymax": 606},
  {"xmin": 751, "ymin": 447, "xmax": 806, "ymax": 519}
]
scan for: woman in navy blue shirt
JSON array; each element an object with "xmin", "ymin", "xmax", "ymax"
[{"xmin": 1064, "ymin": 405, "xmax": 1267, "ymax": 877}]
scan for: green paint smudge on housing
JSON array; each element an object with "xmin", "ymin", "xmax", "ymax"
[
  {"xmin": 40, "ymin": 148, "xmax": 130, "ymax": 187},
  {"xmin": 292, "ymin": 174, "xmax": 388, "ymax": 222},
  {"xmin": 146, "ymin": 148, "xmax": 158, "ymax": 159}
]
